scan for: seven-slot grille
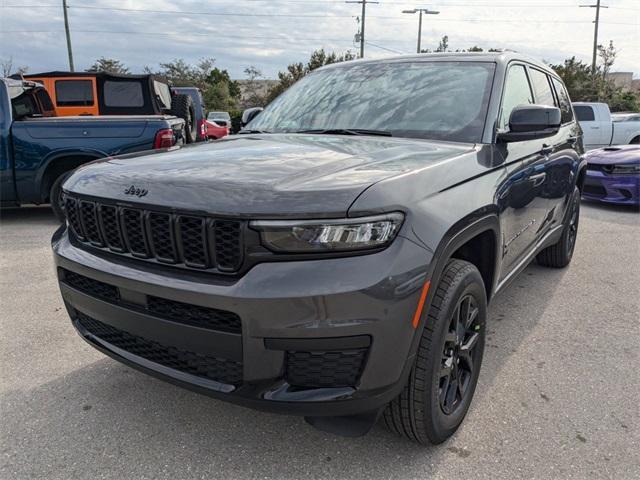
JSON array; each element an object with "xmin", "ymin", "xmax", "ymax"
[{"xmin": 64, "ymin": 195, "xmax": 243, "ymax": 273}]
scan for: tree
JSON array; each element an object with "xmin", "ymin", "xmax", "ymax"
[
  {"xmin": 241, "ymin": 66, "xmax": 267, "ymax": 107},
  {"xmin": 435, "ymin": 35, "xmax": 449, "ymax": 53},
  {"xmin": 265, "ymin": 49, "xmax": 356, "ymax": 103},
  {"xmin": 549, "ymin": 41, "xmax": 639, "ymax": 112},
  {"xmin": 87, "ymin": 57, "xmax": 130, "ymax": 74},
  {"xmin": 1, "ymin": 56, "xmax": 28, "ymax": 77}
]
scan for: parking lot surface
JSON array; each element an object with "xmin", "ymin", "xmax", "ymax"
[{"xmin": 1, "ymin": 202, "xmax": 638, "ymax": 480}]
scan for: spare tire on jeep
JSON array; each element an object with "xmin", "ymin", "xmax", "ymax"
[{"xmin": 170, "ymin": 94, "xmax": 197, "ymax": 143}]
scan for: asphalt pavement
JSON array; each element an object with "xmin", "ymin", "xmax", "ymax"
[{"xmin": 1, "ymin": 201, "xmax": 638, "ymax": 480}]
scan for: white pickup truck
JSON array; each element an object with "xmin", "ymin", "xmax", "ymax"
[{"xmin": 573, "ymin": 102, "xmax": 640, "ymax": 149}]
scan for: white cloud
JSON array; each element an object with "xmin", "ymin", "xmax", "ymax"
[{"xmin": 0, "ymin": 0, "xmax": 638, "ymax": 78}]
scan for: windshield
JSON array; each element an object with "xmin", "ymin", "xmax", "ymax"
[
  {"xmin": 208, "ymin": 111, "xmax": 230, "ymax": 119},
  {"xmin": 248, "ymin": 61, "xmax": 495, "ymax": 143}
]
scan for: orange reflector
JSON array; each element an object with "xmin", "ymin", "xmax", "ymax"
[{"xmin": 412, "ymin": 281, "xmax": 431, "ymax": 329}]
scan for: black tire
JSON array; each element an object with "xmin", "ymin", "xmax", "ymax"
[
  {"xmin": 383, "ymin": 259, "xmax": 487, "ymax": 445},
  {"xmin": 630, "ymin": 136, "xmax": 640, "ymax": 144},
  {"xmin": 170, "ymin": 94, "xmax": 196, "ymax": 143},
  {"xmin": 50, "ymin": 172, "xmax": 71, "ymax": 223},
  {"xmin": 536, "ymin": 186, "xmax": 580, "ymax": 268}
]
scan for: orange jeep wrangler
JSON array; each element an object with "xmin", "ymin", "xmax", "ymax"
[{"xmin": 24, "ymin": 71, "xmax": 198, "ymax": 143}]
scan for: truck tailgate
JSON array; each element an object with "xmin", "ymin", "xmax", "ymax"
[{"xmin": 25, "ymin": 120, "xmax": 148, "ymax": 139}]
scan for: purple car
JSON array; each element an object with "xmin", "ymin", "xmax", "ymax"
[{"xmin": 583, "ymin": 145, "xmax": 640, "ymax": 205}]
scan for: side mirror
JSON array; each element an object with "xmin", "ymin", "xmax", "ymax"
[
  {"xmin": 241, "ymin": 107, "xmax": 264, "ymax": 128},
  {"xmin": 497, "ymin": 105, "xmax": 561, "ymax": 143}
]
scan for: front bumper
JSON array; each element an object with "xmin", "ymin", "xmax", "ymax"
[
  {"xmin": 52, "ymin": 226, "xmax": 430, "ymax": 416},
  {"xmin": 582, "ymin": 170, "xmax": 640, "ymax": 205}
]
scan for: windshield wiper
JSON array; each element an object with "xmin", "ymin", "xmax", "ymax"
[
  {"xmin": 239, "ymin": 129, "xmax": 271, "ymax": 134},
  {"xmin": 295, "ymin": 128, "xmax": 392, "ymax": 137}
]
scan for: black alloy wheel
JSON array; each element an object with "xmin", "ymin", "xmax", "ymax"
[{"xmin": 439, "ymin": 294, "xmax": 482, "ymax": 415}]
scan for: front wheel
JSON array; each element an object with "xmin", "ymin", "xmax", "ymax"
[
  {"xmin": 537, "ymin": 186, "xmax": 580, "ymax": 268},
  {"xmin": 383, "ymin": 259, "xmax": 487, "ymax": 444}
]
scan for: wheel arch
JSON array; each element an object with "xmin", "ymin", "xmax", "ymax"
[{"xmin": 39, "ymin": 152, "xmax": 104, "ymax": 202}]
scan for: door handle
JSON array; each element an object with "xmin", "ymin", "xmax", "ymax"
[
  {"xmin": 530, "ymin": 172, "xmax": 546, "ymax": 187},
  {"xmin": 541, "ymin": 144, "xmax": 554, "ymax": 155},
  {"xmin": 590, "ymin": 126, "xmax": 600, "ymax": 129}
]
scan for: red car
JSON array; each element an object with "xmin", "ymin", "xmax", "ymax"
[{"xmin": 205, "ymin": 120, "xmax": 230, "ymax": 140}]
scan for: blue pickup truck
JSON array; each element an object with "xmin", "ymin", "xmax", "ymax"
[{"xmin": 0, "ymin": 77, "xmax": 185, "ymax": 217}]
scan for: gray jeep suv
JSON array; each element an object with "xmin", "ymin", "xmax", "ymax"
[{"xmin": 53, "ymin": 52, "xmax": 585, "ymax": 444}]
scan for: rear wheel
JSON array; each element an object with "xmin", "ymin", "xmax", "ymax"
[
  {"xmin": 537, "ymin": 186, "xmax": 580, "ymax": 268},
  {"xmin": 383, "ymin": 259, "xmax": 487, "ymax": 444},
  {"xmin": 171, "ymin": 94, "xmax": 196, "ymax": 143}
]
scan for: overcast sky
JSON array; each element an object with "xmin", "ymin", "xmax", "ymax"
[{"xmin": 1, "ymin": 0, "xmax": 638, "ymax": 79}]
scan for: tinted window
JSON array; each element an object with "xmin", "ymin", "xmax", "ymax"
[
  {"xmin": 11, "ymin": 92, "xmax": 38, "ymax": 118},
  {"xmin": 104, "ymin": 81, "xmax": 144, "ymax": 107},
  {"xmin": 528, "ymin": 69, "xmax": 556, "ymax": 107},
  {"xmin": 574, "ymin": 105, "xmax": 595, "ymax": 122},
  {"xmin": 249, "ymin": 61, "xmax": 496, "ymax": 143},
  {"xmin": 55, "ymin": 80, "xmax": 94, "ymax": 106},
  {"xmin": 551, "ymin": 77, "xmax": 574, "ymax": 123},
  {"xmin": 499, "ymin": 65, "xmax": 533, "ymax": 131}
]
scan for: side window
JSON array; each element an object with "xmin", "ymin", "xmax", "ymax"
[
  {"xmin": 551, "ymin": 77, "xmax": 574, "ymax": 123},
  {"xmin": 104, "ymin": 81, "xmax": 144, "ymax": 107},
  {"xmin": 55, "ymin": 80, "xmax": 94, "ymax": 107},
  {"xmin": 528, "ymin": 68, "xmax": 556, "ymax": 107},
  {"xmin": 574, "ymin": 105, "xmax": 595, "ymax": 122},
  {"xmin": 499, "ymin": 65, "xmax": 534, "ymax": 131}
]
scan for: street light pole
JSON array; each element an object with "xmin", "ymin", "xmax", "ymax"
[{"xmin": 402, "ymin": 8, "xmax": 440, "ymax": 54}]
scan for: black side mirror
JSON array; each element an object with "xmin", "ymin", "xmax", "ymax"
[
  {"xmin": 497, "ymin": 105, "xmax": 561, "ymax": 143},
  {"xmin": 241, "ymin": 107, "xmax": 264, "ymax": 128}
]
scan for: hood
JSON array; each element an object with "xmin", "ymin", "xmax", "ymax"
[
  {"xmin": 65, "ymin": 134, "xmax": 473, "ymax": 218},
  {"xmin": 586, "ymin": 145, "xmax": 640, "ymax": 165}
]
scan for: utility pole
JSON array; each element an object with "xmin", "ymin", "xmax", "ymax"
[
  {"xmin": 580, "ymin": 1, "xmax": 608, "ymax": 75},
  {"xmin": 346, "ymin": 0, "xmax": 379, "ymax": 58},
  {"xmin": 402, "ymin": 8, "xmax": 440, "ymax": 53},
  {"xmin": 62, "ymin": 0, "xmax": 75, "ymax": 72}
]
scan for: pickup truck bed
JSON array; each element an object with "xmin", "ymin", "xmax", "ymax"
[{"xmin": 1, "ymin": 78, "xmax": 185, "ymax": 209}]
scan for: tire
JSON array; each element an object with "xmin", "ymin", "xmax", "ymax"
[
  {"xmin": 170, "ymin": 94, "xmax": 196, "ymax": 143},
  {"xmin": 50, "ymin": 172, "xmax": 71, "ymax": 223},
  {"xmin": 536, "ymin": 186, "xmax": 580, "ymax": 268},
  {"xmin": 630, "ymin": 136, "xmax": 640, "ymax": 144},
  {"xmin": 383, "ymin": 259, "xmax": 487, "ymax": 445}
]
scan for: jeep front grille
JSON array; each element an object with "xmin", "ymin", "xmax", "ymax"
[{"xmin": 64, "ymin": 195, "xmax": 244, "ymax": 273}]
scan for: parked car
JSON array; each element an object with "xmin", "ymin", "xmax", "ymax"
[
  {"xmin": 24, "ymin": 71, "xmax": 199, "ymax": 143},
  {"xmin": 582, "ymin": 145, "xmax": 640, "ymax": 205},
  {"xmin": 205, "ymin": 120, "xmax": 230, "ymax": 140},
  {"xmin": 573, "ymin": 102, "xmax": 640, "ymax": 149},
  {"xmin": 53, "ymin": 52, "xmax": 585, "ymax": 445},
  {"xmin": 207, "ymin": 111, "xmax": 231, "ymax": 127},
  {"xmin": 0, "ymin": 77, "xmax": 185, "ymax": 219},
  {"xmin": 171, "ymin": 86, "xmax": 208, "ymax": 142}
]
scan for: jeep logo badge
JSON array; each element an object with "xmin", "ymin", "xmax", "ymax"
[{"xmin": 124, "ymin": 185, "xmax": 148, "ymax": 198}]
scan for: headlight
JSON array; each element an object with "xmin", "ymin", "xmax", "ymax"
[
  {"xmin": 250, "ymin": 212, "xmax": 404, "ymax": 253},
  {"xmin": 611, "ymin": 164, "xmax": 640, "ymax": 175}
]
